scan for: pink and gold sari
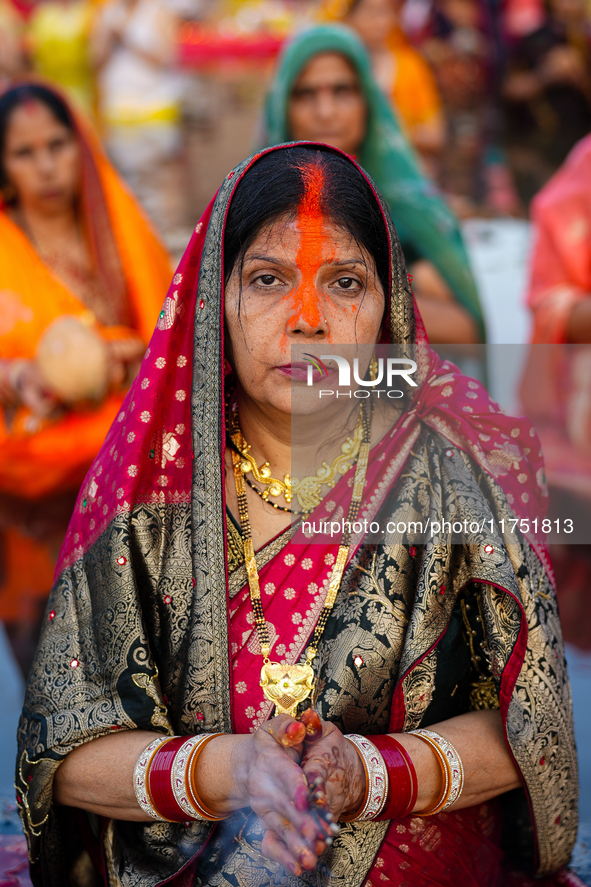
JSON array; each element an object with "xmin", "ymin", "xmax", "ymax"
[{"xmin": 17, "ymin": 144, "xmax": 578, "ymax": 887}]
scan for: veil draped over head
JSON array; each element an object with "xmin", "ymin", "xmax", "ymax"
[
  {"xmin": 257, "ymin": 25, "xmax": 486, "ymax": 341},
  {"xmin": 17, "ymin": 144, "xmax": 576, "ymax": 887},
  {"xmin": 0, "ymin": 76, "xmax": 145, "ymax": 330}
]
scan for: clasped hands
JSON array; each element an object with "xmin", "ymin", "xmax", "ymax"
[{"xmin": 234, "ymin": 710, "xmax": 365, "ymax": 877}]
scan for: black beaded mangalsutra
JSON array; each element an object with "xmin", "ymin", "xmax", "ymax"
[
  {"xmin": 244, "ymin": 474, "xmax": 306, "ymax": 514},
  {"xmin": 230, "ymin": 400, "xmax": 372, "ymax": 717}
]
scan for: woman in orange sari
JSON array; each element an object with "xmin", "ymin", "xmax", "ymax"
[{"xmin": 0, "ymin": 80, "xmax": 172, "ymax": 673}]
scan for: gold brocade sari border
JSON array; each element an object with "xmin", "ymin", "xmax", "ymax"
[{"xmin": 188, "ymin": 160, "xmax": 252, "ymax": 737}]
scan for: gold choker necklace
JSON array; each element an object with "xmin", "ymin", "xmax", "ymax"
[
  {"xmin": 231, "ymin": 402, "xmax": 371, "ymax": 717},
  {"xmin": 230, "ymin": 403, "xmax": 364, "ymax": 513}
]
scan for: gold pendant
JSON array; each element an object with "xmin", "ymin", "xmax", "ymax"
[{"xmin": 260, "ymin": 661, "xmax": 315, "ymax": 718}]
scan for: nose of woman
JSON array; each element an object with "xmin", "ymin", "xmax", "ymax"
[
  {"xmin": 314, "ymin": 85, "xmax": 343, "ymax": 124},
  {"xmin": 286, "ymin": 282, "xmax": 329, "ymax": 338}
]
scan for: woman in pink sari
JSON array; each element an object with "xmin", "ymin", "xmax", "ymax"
[
  {"xmin": 522, "ymin": 134, "xmax": 591, "ymax": 650},
  {"xmin": 17, "ymin": 144, "xmax": 579, "ymax": 886}
]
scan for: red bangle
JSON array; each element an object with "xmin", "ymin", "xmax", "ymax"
[
  {"xmin": 371, "ymin": 735, "xmax": 418, "ymax": 820},
  {"xmin": 148, "ymin": 736, "xmax": 188, "ymax": 821},
  {"xmin": 394, "ymin": 739, "xmax": 418, "ymax": 815}
]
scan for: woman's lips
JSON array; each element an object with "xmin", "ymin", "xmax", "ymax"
[{"xmin": 275, "ymin": 363, "xmax": 336, "ymax": 383}]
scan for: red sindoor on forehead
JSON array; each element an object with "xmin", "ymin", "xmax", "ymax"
[
  {"xmin": 21, "ymin": 96, "xmax": 44, "ymax": 115},
  {"xmin": 288, "ymin": 161, "xmax": 335, "ymax": 331},
  {"xmin": 297, "ymin": 161, "xmax": 325, "ymax": 219}
]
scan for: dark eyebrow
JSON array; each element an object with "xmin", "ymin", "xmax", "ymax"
[
  {"xmin": 242, "ymin": 255, "xmax": 366, "ymax": 267},
  {"xmin": 242, "ymin": 254, "xmax": 287, "ymax": 266},
  {"xmin": 329, "ymin": 258, "xmax": 365, "ymax": 267}
]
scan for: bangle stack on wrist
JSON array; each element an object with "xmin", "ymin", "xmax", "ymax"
[
  {"xmin": 342, "ymin": 734, "xmax": 388, "ymax": 821},
  {"xmin": 134, "ymin": 737, "xmax": 173, "ymax": 821},
  {"xmin": 409, "ymin": 729, "xmax": 464, "ymax": 816},
  {"xmin": 340, "ymin": 730, "xmax": 464, "ymax": 823},
  {"xmin": 133, "ymin": 733, "xmax": 227, "ymax": 822},
  {"xmin": 371, "ymin": 735, "xmax": 418, "ymax": 820},
  {"xmin": 341, "ymin": 733, "xmax": 419, "ymax": 822}
]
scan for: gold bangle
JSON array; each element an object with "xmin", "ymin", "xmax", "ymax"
[
  {"xmin": 409, "ymin": 730, "xmax": 450, "ymax": 816},
  {"xmin": 409, "ymin": 729, "xmax": 464, "ymax": 816},
  {"xmin": 427, "ymin": 731, "xmax": 464, "ymax": 810},
  {"xmin": 187, "ymin": 732, "xmax": 228, "ymax": 821},
  {"xmin": 340, "ymin": 734, "xmax": 388, "ymax": 821}
]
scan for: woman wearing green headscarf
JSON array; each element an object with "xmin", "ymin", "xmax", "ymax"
[{"xmin": 258, "ymin": 24, "xmax": 486, "ymax": 344}]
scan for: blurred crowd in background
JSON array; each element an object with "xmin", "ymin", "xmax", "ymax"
[
  {"xmin": 1, "ymin": 0, "xmax": 591, "ymax": 681},
  {"xmin": 2, "ymin": 0, "xmax": 591, "ymax": 236}
]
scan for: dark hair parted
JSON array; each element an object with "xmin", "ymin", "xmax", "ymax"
[
  {"xmin": 0, "ymin": 84, "xmax": 75, "ymax": 201},
  {"xmin": 223, "ymin": 146, "xmax": 390, "ymax": 297}
]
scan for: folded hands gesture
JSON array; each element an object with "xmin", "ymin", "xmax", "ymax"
[{"xmin": 243, "ymin": 710, "xmax": 364, "ymax": 876}]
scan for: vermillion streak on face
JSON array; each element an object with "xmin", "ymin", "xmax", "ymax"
[{"xmin": 287, "ymin": 163, "xmax": 335, "ymax": 335}]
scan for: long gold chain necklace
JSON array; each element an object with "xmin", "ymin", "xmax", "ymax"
[
  {"xmin": 230, "ymin": 402, "xmax": 371, "ymax": 717},
  {"xmin": 230, "ymin": 403, "xmax": 364, "ymax": 513}
]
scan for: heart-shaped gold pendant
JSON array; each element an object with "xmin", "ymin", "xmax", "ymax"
[{"xmin": 260, "ymin": 661, "xmax": 315, "ymax": 718}]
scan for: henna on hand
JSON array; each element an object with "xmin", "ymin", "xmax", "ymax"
[
  {"xmin": 301, "ymin": 716, "xmax": 366, "ymax": 820},
  {"xmin": 244, "ymin": 715, "xmax": 334, "ymax": 873},
  {"xmin": 264, "ymin": 714, "xmax": 305, "ymax": 758}
]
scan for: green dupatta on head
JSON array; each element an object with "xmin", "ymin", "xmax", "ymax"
[{"xmin": 258, "ymin": 24, "xmax": 486, "ymax": 340}]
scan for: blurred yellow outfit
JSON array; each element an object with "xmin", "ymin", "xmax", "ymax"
[{"xmin": 28, "ymin": 1, "xmax": 95, "ymax": 114}]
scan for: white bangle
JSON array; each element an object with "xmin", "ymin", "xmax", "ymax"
[
  {"xmin": 343, "ymin": 734, "xmax": 388, "ymax": 821},
  {"xmin": 171, "ymin": 733, "xmax": 226, "ymax": 821},
  {"xmin": 409, "ymin": 729, "xmax": 464, "ymax": 815},
  {"xmin": 133, "ymin": 736, "xmax": 175, "ymax": 821}
]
